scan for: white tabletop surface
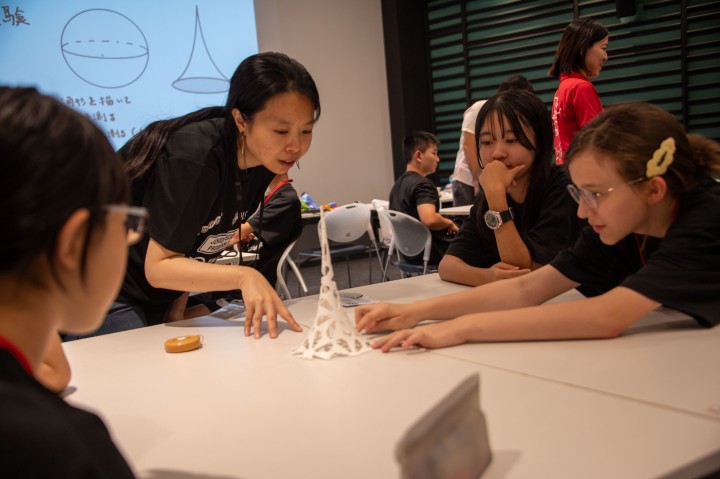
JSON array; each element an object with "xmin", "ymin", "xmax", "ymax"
[
  {"xmin": 439, "ymin": 204, "xmax": 472, "ymax": 216},
  {"xmin": 63, "ymin": 274, "xmax": 720, "ymax": 478}
]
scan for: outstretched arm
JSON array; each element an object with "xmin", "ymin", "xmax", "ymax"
[
  {"xmin": 373, "ymin": 286, "xmax": 661, "ymax": 351},
  {"xmin": 356, "ymin": 265, "xmax": 574, "ymax": 332},
  {"xmin": 145, "ymin": 239, "xmax": 302, "ymax": 338}
]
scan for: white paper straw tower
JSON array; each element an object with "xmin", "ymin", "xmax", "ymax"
[{"xmin": 292, "ymin": 209, "xmax": 373, "ymax": 359}]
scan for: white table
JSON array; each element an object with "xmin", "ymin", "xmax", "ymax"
[
  {"xmin": 439, "ymin": 189, "xmax": 453, "ymax": 206},
  {"xmin": 439, "ymin": 204, "xmax": 472, "ymax": 216},
  {"xmin": 63, "ymin": 275, "xmax": 720, "ymax": 478}
]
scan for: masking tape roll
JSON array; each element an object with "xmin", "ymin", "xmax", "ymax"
[{"xmin": 164, "ymin": 335, "xmax": 203, "ymax": 353}]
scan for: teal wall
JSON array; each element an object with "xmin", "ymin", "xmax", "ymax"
[{"xmin": 425, "ymin": 0, "xmax": 720, "ymax": 185}]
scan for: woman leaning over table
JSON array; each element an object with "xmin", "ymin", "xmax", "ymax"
[
  {"xmin": 438, "ymin": 89, "xmax": 584, "ymax": 287},
  {"xmin": 356, "ymin": 102, "xmax": 720, "ymax": 350},
  {"xmin": 85, "ymin": 52, "xmax": 320, "ymax": 340},
  {"xmin": 0, "ymin": 87, "xmax": 135, "ymax": 477},
  {"xmin": 549, "ymin": 17, "xmax": 609, "ymax": 165}
]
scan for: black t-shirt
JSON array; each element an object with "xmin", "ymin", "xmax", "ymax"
[
  {"xmin": 446, "ymin": 166, "xmax": 583, "ymax": 267},
  {"xmin": 551, "ymin": 176, "xmax": 720, "ymax": 327},
  {"xmin": 246, "ymin": 181, "xmax": 303, "ymax": 286},
  {"xmin": 389, "ymin": 171, "xmax": 451, "ymax": 264},
  {"xmin": 0, "ymin": 348, "xmax": 135, "ymax": 478},
  {"xmin": 118, "ymin": 118, "xmax": 274, "ymax": 309}
]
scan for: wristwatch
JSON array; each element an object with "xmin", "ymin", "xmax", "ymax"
[{"xmin": 484, "ymin": 208, "xmax": 514, "ymax": 230}]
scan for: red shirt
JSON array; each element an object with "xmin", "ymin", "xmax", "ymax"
[{"xmin": 551, "ymin": 72, "xmax": 603, "ymax": 165}]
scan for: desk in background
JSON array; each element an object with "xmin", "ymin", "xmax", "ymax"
[
  {"xmin": 64, "ymin": 276, "xmax": 720, "ymax": 478},
  {"xmin": 440, "ymin": 204, "xmax": 472, "ymax": 216},
  {"xmin": 439, "ymin": 188, "xmax": 453, "ymax": 206}
]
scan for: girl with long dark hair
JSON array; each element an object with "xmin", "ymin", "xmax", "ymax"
[
  {"xmin": 438, "ymin": 89, "xmax": 582, "ymax": 286},
  {"xmin": 102, "ymin": 52, "xmax": 320, "ymax": 339}
]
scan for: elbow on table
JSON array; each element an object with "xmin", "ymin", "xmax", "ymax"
[
  {"xmin": 594, "ymin": 324, "xmax": 624, "ymax": 340},
  {"xmin": 437, "ymin": 255, "xmax": 468, "ymax": 285},
  {"xmin": 437, "ymin": 256, "xmax": 451, "ymax": 281},
  {"xmin": 585, "ymin": 313, "xmax": 631, "ymax": 340}
]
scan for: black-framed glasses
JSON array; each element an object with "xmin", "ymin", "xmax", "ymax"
[
  {"xmin": 566, "ymin": 178, "xmax": 646, "ymax": 210},
  {"xmin": 104, "ymin": 205, "xmax": 149, "ymax": 245}
]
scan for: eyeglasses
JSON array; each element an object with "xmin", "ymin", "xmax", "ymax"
[
  {"xmin": 104, "ymin": 205, "xmax": 149, "ymax": 245},
  {"xmin": 566, "ymin": 177, "xmax": 646, "ymax": 210}
]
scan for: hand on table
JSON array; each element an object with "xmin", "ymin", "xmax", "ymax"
[
  {"xmin": 486, "ymin": 261, "xmax": 530, "ymax": 282},
  {"xmin": 239, "ymin": 269, "xmax": 303, "ymax": 339},
  {"xmin": 371, "ymin": 321, "xmax": 466, "ymax": 352},
  {"xmin": 355, "ymin": 302, "xmax": 420, "ymax": 333}
]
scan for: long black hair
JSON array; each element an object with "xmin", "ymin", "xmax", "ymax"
[
  {"xmin": 124, "ymin": 52, "xmax": 321, "ymax": 180},
  {"xmin": 473, "ymin": 88, "xmax": 553, "ymax": 240},
  {"xmin": 0, "ymin": 87, "xmax": 128, "ymax": 286},
  {"xmin": 548, "ymin": 17, "xmax": 608, "ymax": 77}
]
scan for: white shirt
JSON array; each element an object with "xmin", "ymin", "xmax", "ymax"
[{"xmin": 452, "ymin": 100, "xmax": 486, "ymax": 186}]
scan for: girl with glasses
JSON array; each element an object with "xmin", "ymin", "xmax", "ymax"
[
  {"xmin": 438, "ymin": 88, "xmax": 584, "ymax": 287},
  {"xmin": 99, "ymin": 52, "xmax": 320, "ymax": 339},
  {"xmin": 356, "ymin": 102, "xmax": 720, "ymax": 350},
  {"xmin": 0, "ymin": 87, "xmax": 135, "ymax": 476},
  {"xmin": 549, "ymin": 17, "xmax": 609, "ymax": 165}
]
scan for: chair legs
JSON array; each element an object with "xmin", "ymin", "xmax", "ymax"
[{"xmin": 345, "ymin": 256, "xmax": 352, "ymax": 287}]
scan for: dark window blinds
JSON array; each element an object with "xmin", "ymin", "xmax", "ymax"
[{"xmin": 425, "ymin": 0, "xmax": 720, "ymax": 186}]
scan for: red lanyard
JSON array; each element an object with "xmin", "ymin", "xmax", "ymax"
[
  {"xmin": 264, "ymin": 179, "xmax": 292, "ymax": 205},
  {"xmin": 634, "ymin": 234, "xmax": 646, "ymax": 266}
]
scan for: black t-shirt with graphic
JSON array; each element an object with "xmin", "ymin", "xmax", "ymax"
[
  {"xmin": 117, "ymin": 118, "xmax": 274, "ymax": 309},
  {"xmin": 551, "ymin": 176, "xmax": 720, "ymax": 327}
]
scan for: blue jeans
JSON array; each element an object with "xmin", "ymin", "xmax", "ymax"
[{"xmin": 63, "ymin": 301, "xmax": 159, "ymax": 341}]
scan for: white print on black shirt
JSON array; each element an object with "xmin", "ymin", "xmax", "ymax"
[
  {"xmin": 197, "ymin": 232, "xmax": 235, "ymax": 254},
  {"xmin": 201, "ymin": 214, "xmax": 222, "ymax": 234}
]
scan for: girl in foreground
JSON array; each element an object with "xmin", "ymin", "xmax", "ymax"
[
  {"xmin": 356, "ymin": 102, "xmax": 720, "ymax": 350},
  {"xmin": 0, "ymin": 87, "xmax": 135, "ymax": 475}
]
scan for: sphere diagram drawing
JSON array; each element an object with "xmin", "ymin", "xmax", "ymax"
[{"xmin": 61, "ymin": 9, "xmax": 149, "ymax": 89}]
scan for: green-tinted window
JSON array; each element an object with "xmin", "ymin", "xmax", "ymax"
[{"xmin": 425, "ymin": 0, "xmax": 720, "ymax": 186}]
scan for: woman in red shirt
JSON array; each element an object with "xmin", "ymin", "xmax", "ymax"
[{"xmin": 549, "ymin": 18, "xmax": 609, "ymax": 165}]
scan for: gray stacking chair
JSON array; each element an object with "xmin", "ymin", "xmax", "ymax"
[
  {"xmin": 380, "ymin": 209, "xmax": 436, "ymax": 281},
  {"xmin": 297, "ymin": 203, "xmax": 383, "ymax": 287},
  {"xmin": 275, "ymin": 240, "xmax": 308, "ymax": 299}
]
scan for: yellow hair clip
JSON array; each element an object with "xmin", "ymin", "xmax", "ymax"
[{"xmin": 645, "ymin": 137, "xmax": 675, "ymax": 178}]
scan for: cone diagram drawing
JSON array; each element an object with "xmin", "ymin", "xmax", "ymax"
[{"xmin": 292, "ymin": 210, "xmax": 373, "ymax": 360}]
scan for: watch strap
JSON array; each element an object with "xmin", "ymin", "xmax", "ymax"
[{"xmin": 498, "ymin": 208, "xmax": 514, "ymax": 223}]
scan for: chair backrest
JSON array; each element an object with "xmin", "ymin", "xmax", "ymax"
[
  {"xmin": 371, "ymin": 199, "xmax": 393, "ymax": 247},
  {"xmin": 384, "ymin": 210, "xmax": 432, "ymax": 262},
  {"xmin": 275, "ymin": 240, "xmax": 308, "ymax": 299},
  {"xmin": 322, "ymin": 203, "xmax": 375, "ymax": 244}
]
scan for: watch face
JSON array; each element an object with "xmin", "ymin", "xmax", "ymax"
[{"xmin": 484, "ymin": 210, "xmax": 500, "ymax": 229}]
